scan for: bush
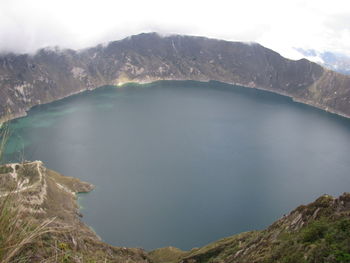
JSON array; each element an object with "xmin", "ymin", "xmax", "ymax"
[{"xmin": 302, "ymin": 220, "xmax": 328, "ymax": 243}]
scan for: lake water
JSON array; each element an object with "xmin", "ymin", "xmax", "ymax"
[{"xmin": 4, "ymin": 81, "xmax": 350, "ymax": 250}]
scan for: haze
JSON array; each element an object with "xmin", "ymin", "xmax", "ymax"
[{"xmin": 0, "ymin": 0, "xmax": 349, "ymax": 59}]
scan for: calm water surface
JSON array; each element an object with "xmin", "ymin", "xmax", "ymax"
[{"xmin": 5, "ymin": 81, "xmax": 350, "ymax": 250}]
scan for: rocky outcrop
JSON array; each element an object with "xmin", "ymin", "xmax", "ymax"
[
  {"xmin": 1, "ymin": 162, "xmax": 350, "ymax": 262},
  {"xmin": 152, "ymin": 193, "xmax": 350, "ymax": 263},
  {"xmin": 0, "ymin": 162, "xmax": 151, "ymax": 262},
  {"xmin": 0, "ymin": 33, "xmax": 349, "ymax": 122}
]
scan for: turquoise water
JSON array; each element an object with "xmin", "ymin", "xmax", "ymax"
[{"xmin": 5, "ymin": 81, "xmax": 350, "ymax": 250}]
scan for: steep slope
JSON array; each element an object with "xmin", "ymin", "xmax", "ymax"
[
  {"xmin": 0, "ymin": 33, "xmax": 349, "ymax": 122},
  {"xmin": 0, "ymin": 162, "xmax": 150, "ymax": 262},
  {"xmin": 151, "ymin": 193, "xmax": 350, "ymax": 263},
  {"xmin": 295, "ymin": 48, "xmax": 350, "ymax": 75},
  {"xmin": 1, "ymin": 162, "xmax": 350, "ymax": 262}
]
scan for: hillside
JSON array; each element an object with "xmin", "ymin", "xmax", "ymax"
[
  {"xmin": 0, "ymin": 33, "xmax": 350, "ymax": 122},
  {"xmin": 1, "ymin": 162, "xmax": 350, "ymax": 262},
  {"xmin": 0, "ymin": 161, "xmax": 150, "ymax": 262},
  {"xmin": 158, "ymin": 193, "xmax": 350, "ymax": 263},
  {"xmin": 295, "ymin": 48, "xmax": 350, "ymax": 75}
]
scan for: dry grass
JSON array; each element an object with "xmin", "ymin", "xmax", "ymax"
[
  {"xmin": 0, "ymin": 123, "xmax": 56, "ymax": 263},
  {"xmin": 0, "ymin": 192, "xmax": 55, "ymax": 263}
]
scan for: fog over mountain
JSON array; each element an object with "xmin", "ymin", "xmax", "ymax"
[
  {"xmin": 0, "ymin": 0, "xmax": 349, "ymax": 59},
  {"xmin": 1, "ymin": 33, "xmax": 350, "ymax": 123},
  {"xmin": 1, "ymin": 1, "xmax": 350, "ymax": 262},
  {"xmin": 295, "ymin": 48, "xmax": 350, "ymax": 75}
]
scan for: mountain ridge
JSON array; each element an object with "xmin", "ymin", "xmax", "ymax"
[
  {"xmin": 0, "ymin": 32, "xmax": 349, "ymax": 122},
  {"xmin": 295, "ymin": 48, "xmax": 350, "ymax": 75}
]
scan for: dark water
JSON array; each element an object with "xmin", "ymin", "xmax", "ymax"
[{"xmin": 5, "ymin": 81, "xmax": 350, "ymax": 250}]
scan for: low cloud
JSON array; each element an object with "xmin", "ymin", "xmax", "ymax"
[{"xmin": 0, "ymin": 0, "xmax": 349, "ymax": 59}]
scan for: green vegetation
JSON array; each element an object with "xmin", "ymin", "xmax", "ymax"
[
  {"xmin": 267, "ymin": 217, "xmax": 350, "ymax": 263},
  {"xmin": 0, "ymin": 165, "xmax": 13, "ymax": 174},
  {"xmin": 172, "ymin": 194, "xmax": 350, "ymax": 263},
  {"xmin": 148, "ymin": 246, "xmax": 188, "ymax": 263}
]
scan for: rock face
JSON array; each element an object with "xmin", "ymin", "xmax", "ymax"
[{"xmin": 0, "ymin": 32, "xmax": 350, "ymax": 121}]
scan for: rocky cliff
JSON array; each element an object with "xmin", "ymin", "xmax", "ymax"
[{"xmin": 1, "ymin": 33, "xmax": 350, "ymax": 122}]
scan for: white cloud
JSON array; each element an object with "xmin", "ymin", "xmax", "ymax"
[{"xmin": 0, "ymin": 0, "xmax": 349, "ymax": 59}]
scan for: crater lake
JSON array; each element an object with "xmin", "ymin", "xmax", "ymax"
[{"xmin": 5, "ymin": 81, "xmax": 350, "ymax": 250}]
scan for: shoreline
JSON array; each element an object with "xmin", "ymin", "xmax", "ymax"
[
  {"xmin": 0, "ymin": 87, "xmax": 91, "ymax": 124},
  {"xmin": 232, "ymin": 82, "xmax": 350, "ymax": 120},
  {"xmin": 1, "ymin": 79, "xmax": 350, "ymax": 124}
]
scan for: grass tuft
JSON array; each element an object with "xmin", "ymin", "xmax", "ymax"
[
  {"xmin": 0, "ymin": 123, "xmax": 55, "ymax": 262},
  {"xmin": 0, "ymin": 192, "xmax": 55, "ymax": 262}
]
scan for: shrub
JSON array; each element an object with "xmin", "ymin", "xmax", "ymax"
[{"xmin": 301, "ymin": 220, "xmax": 328, "ymax": 243}]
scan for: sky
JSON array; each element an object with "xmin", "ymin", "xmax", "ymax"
[{"xmin": 0, "ymin": 0, "xmax": 349, "ymax": 59}]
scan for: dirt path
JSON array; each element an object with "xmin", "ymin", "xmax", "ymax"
[{"xmin": 0, "ymin": 161, "xmax": 44, "ymax": 198}]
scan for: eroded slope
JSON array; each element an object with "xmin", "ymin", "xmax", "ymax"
[
  {"xmin": 0, "ymin": 162, "xmax": 150, "ymax": 262},
  {"xmin": 1, "ymin": 33, "xmax": 349, "ymax": 121}
]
